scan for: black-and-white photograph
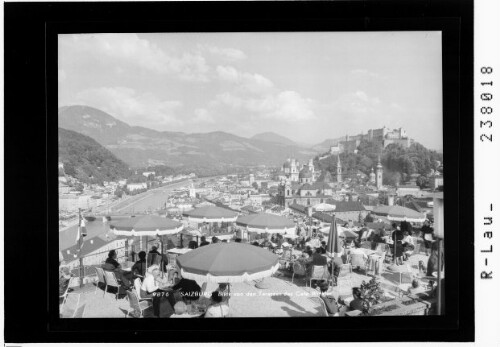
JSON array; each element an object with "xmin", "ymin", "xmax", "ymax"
[{"xmin": 58, "ymin": 32, "xmax": 445, "ymax": 319}]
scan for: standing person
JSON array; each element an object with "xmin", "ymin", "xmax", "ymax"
[
  {"xmin": 420, "ymin": 220, "xmax": 434, "ymax": 256},
  {"xmin": 426, "ymin": 241, "xmax": 444, "ymax": 277},
  {"xmin": 391, "ymin": 224, "xmax": 404, "ymax": 265}
]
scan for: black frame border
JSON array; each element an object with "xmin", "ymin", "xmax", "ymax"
[{"xmin": 4, "ymin": 0, "xmax": 474, "ymax": 343}]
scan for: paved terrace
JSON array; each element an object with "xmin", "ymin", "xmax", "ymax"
[{"xmin": 61, "ymin": 252, "xmax": 430, "ymax": 318}]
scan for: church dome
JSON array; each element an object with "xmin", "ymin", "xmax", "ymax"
[{"xmin": 299, "ymin": 167, "xmax": 312, "ymax": 179}]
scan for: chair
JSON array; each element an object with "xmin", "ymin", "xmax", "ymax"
[
  {"xmin": 335, "ymin": 264, "xmax": 353, "ymax": 299},
  {"xmin": 103, "ymin": 271, "xmax": 122, "ymax": 300},
  {"xmin": 310, "ymin": 296, "xmax": 330, "ymax": 317},
  {"xmin": 291, "ymin": 262, "xmax": 307, "ymax": 284},
  {"xmin": 125, "ymin": 289, "xmax": 152, "ymax": 318},
  {"xmin": 134, "ymin": 277, "xmax": 152, "ymax": 303},
  {"xmin": 60, "ymin": 276, "xmax": 78, "ymax": 307},
  {"xmin": 95, "ymin": 267, "xmax": 107, "ymax": 296},
  {"xmin": 308, "ymin": 265, "xmax": 330, "ymax": 288},
  {"xmin": 349, "ymin": 253, "xmax": 368, "ymax": 275}
]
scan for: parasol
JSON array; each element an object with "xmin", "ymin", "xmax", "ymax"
[
  {"xmin": 182, "ymin": 206, "xmax": 239, "ymax": 223},
  {"xmin": 236, "ymin": 212, "xmax": 296, "ymax": 234},
  {"xmin": 313, "ymin": 203, "xmax": 337, "ymax": 212},
  {"xmin": 110, "ymin": 215, "xmax": 183, "ymax": 236},
  {"xmin": 371, "ymin": 205, "xmax": 426, "ymax": 223},
  {"xmin": 176, "ymin": 242, "xmax": 280, "ymax": 283}
]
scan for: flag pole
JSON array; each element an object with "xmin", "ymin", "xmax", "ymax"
[{"xmin": 78, "ymin": 208, "xmax": 84, "ymax": 288}]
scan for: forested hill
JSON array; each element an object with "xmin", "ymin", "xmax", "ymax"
[
  {"xmin": 315, "ymin": 140, "xmax": 443, "ymax": 186},
  {"xmin": 58, "ymin": 128, "xmax": 130, "ymax": 184}
]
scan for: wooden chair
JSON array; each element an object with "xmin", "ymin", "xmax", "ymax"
[
  {"xmin": 103, "ymin": 271, "xmax": 122, "ymax": 300},
  {"xmin": 95, "ymin": 267, "xmax": 107, "ymax": 296},
  {"xmin": 125, "ymin": 289, "xmax": 152, "ymax": 318}
]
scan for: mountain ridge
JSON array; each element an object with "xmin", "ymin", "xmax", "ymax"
[{"xmin": 58, "ymin": 105, "xmax": 318, "ymax": 168}]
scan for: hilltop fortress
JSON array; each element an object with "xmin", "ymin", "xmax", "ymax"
[{"xmin": 330, "ymin": 126, "xmax": 414, "ymax": 154}]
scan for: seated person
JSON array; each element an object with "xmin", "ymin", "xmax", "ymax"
[
  {"xmin": 212, "ymin": 236, "xmax": 220, "ymax": 244},
  {"xmin": 171, "ymin": 273, "xmax": 202, "ymax": 302},
  {"xmin": 349, "ymin": 287, "xmax": 365, "ymax": 312},
  {"xmin": 140, "ymin": 265, "xmax": 175, "ymax": 318},
  {"xmin": 318, "ymin": 281, "xmax": 339, "ymax": 316},
  {"xmin": 199, "ymin": 236, "xmax": 210, "ymax": 247},
  {"xmin": 234, "ymin": 238, "xmax": 242, "ymax": 243},
  {"xmin": 205, "ymin": 291, "xmax": 230, "ymax": 318},
  {"xmin": 407, "ymin": 279, "xmax": 427, "ymax": 295},
  {"xmin": 102, "ymin": 250, "xmax": 134, "ymax": 291},
  {"xmin": 217, "ymin": 283, "xmax": 230, "ymax": 303},
  {"xmin": 401, "ymin": 231, "xmax": 415, "ymax": 260},
  {"xmin": 319, "ymin": 241, "xmax": 327, "ymax": 254},
  {"xmin": 131, "ymin": 251, "xmax": 147, "ymax": 279},
  {"xmin": 251, "ymin": 241, "xmax": 260, "ymax": 247},
  {"xmin": 170, "ymin": 301, "xmax": 191, "ymax": 318},
  {"xmin": 188, "ymin": 240, "xmax": 198, "ymax": 249}
]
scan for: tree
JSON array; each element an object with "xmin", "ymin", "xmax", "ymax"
[
  {"xmin": 416, "ymin": 175, "xmax": 429, "ymax": 189},
  {"xmin": 252, "ymin": 182, "xmax": 259, "ymax": 191}
]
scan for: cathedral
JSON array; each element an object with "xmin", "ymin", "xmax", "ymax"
[{"xmin": 277, "ymin": 156, "xmax": 343, "ymax": 207}]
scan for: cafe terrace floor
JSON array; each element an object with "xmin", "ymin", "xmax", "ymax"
[{"xmin": 61, "ymin": 252, "xmax": 430, "ymax": 318}]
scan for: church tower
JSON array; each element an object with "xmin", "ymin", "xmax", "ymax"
[
  {"xmin": 336, "ymin": 155, "xmax": 342, "ymax": 183},
  {"xmin": 376, "ymin": 156, "xmax": 383, "ymax": 189}
]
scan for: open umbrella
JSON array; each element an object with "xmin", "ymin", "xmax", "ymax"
[
  {"xmin": 176, "ymin": 242, "xmax": 280, "ymax": 283},
  {"xmin": 110, "ymin": 215, "xmax": 183, "ymax": 236},
  {"xmin": 313, "ymin": 203, "xmax": 337, "ymax": 212},
  {"xmin": 371, "ymin": 205, "xmax": 426, "ymax": 223},
  {"xmin": 182, "ymin": 206, "xmax": 239, "ymax": 223},
  {"xmin": 110, "ymin": 215, "xmax": 184, "ymax": 269},
  {"xmin": 236, "ymin": 212, "xmax": 295, "ymax": 234}
]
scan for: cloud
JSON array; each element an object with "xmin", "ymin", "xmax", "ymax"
[
  {"xmin": 337, "ymin": 90, "xmax": 381, "ymax": 114},
  {"xmin": 70, "ymin": 87, "xmax": 184, "ymax": 128},
  {"xmin": 216, "ymin": 65, "xmax": 274, "ymax": 94},
  {"xmin": 192, "ymin": 108, "xmax": 215, "ymax": 123},
  {"xmin": 212, "ymin": 90, "xmax": 315, "ymax": 122},
  {"xmin": 60, "ymin": 34, "xmax": 210, "ymax": 82},
  {"xmin": 203, "ymin": 45, "xmax": 247, "ymax": 61}
]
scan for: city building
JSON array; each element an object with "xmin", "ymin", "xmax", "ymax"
[{"xmin": 429, "ymin": 174, "xmax": 444, "ymax": 190}]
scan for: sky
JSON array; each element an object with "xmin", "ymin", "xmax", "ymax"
[{"xmin": 59, "ymin": 32, "xmax": 443, "ymax": 150}]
